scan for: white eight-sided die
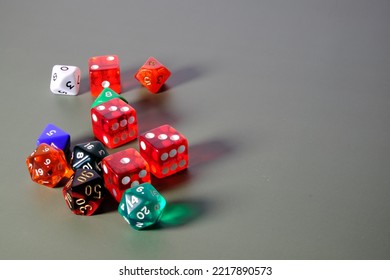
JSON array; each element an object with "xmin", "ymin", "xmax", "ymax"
[{"xmin": 50, "ymin": 65, "xmax": 81, "ymax": 95}]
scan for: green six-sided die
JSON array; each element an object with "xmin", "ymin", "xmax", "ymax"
[
  {"xmin": 118, "ymin": 183, "xmax": 166, "ymax": 230},
  {"xmin": 91, "ymin": 88, "xmax": 128, "ymax": 109}
]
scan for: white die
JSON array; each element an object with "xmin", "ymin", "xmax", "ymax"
[{"xmin": 50, "ymin": 65, "xmax": 81, "ymax": 95}]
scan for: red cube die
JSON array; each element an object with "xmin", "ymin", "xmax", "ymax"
[
  {"xmin": 134, "ymin": 57, "xmax": 171, "ymax": 93},
  {"xmin": 139, "ymin": 124, "xmax": 188, "ymax": 178},
  {"xmin": 89, "ymin": 54, "xmax": 121, "ymax": 96},
  {"xmin": 102, "ymin": 148, "xmax": 151, "ymax": 202},
  {"xmin": 91, "ymin": 98, "xmax": 138, "ymax": 149}
]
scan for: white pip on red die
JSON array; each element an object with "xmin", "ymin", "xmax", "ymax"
[
  {"xmin": 139, "ymin": 124, "xmax": 189, "ymax": 178},
  {"xmin": 101, "ymin": 148, "xmax": 151, "ymax": 202},
  {"xmin": 50, "ymin": 65, "xmax": 81, "ymax": 95},
  {"xmin": 88, "ymin": 54, "xmax": 121, "ymax": 97},
  {"xmin": 91, "ymin": 98, "xmax": 138, "ymax": 149}
]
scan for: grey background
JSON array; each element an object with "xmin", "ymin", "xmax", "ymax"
[{"xmin": 0, "ymin": 0, "xmax": 389, "ymax": 259}]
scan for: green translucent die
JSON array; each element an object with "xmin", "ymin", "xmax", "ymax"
[
  {"xmin": 118, "ymin": 183, "xmax": 166, "ymax": 230},
  {"xmin": 91, "ymin": 88, "xmax": 127, "ymax": 109}
]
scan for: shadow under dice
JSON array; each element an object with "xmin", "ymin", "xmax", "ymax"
[
  {"xmin": 134, "ymin": 57, "xmax": 171, "ymax": 93},
  {"xmin": 91, "ymin": 98, "xmax": 138, "ymax": 149},
  {"xmin": 62, "ymin": 169, "xmax": 105, "ymax": 216},
  {"xmin": 118, "ymin": 183, "xmax": 166, "ymax": 230},
  {"xmin": 26, "ymin": 143, "xmax": 74, "ymax": 188},
  {"xmin": 50, "ymin": 65, "xmax": 80, "ymax": 95},
  {"xmin": 139, "ymin": 124, "xmax": 188, "ymax": 178},
  {"xmin": 88, "ymin": 54, "xmax": 121, "ymax": 96},
  {"xmin": 102, "ymin": 148, "xmax": 151, "ymax": 202}
]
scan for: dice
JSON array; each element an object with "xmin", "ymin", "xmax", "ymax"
[
  {"xmin": 102, "ymin": 148, "xmax": 151, "ymax": 202},
  {"xmin": 118, "ymin": 183, "xmax": 166, "ymax": 230},
  {"xmin": 88, "ymin": 55, "xmax": 121, "ymax": 96},
  {"xmin": 26, "ymin": 143, "xmax": 74, "ymax": 188},
  {"xmin": 91, "ymin": 98, "xmax": 138, "ymax": 149},
  {"xmin": 91, "ymin": 88, "xmax": 128, "ymax": 109},
  {"xmin": 71, "ymin": 141, "xmax": 108, "ymax": 175},
  {"xmin": 63, "ymin": 169, "xmax": 106, "ymax": 216},
  {"xmin": 50, "ymin": 65, "xmax": 81, "ymax": 95},
  {"xmin": 36, "ymin": 123, "xmax": 71, "ymax": 156},
  {"xmin": 134, "ymin": 57, "xmax": 171, "ymax": 93},
  {"xmin": 139, "ymin": 125, "xmax": 188, "ymax": 178}
]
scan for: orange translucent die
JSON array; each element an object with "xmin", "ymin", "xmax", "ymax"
[
  {"xmin": 102, "ymin": 148, "xmax": 151, "ymax": 202},
  {"xmin": 134, "ymin": 57, "xmax": 171, "ymax": 93},
  {"xmin": 88, "ymin": 55, "xmax": 121, "ymax": 97},
  {"xmin": 139, "ymin": 125, "xmax": 188, "ymax": 178},
  {"xmin": 26, "ymin": 143, "xmax": 74, "ymax": 188}
]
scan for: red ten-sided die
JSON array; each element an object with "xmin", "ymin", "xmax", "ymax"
[{"xmin": 134, "ymin": 57, "xmax": 171, "ymax": 93}]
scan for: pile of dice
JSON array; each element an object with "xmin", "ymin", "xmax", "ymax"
[{"xmin": 26, "ymin": 55, "xmax": 189, "ymax": 230}]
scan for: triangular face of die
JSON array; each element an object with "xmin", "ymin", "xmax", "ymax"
[
  {"xmin": 91, "ymin": 88, "xmax": 128, "ymax": 109},
  {"xmin": 72, "ymin": 169, "xmax": 100, "ymax": 188},
  {"xmin": 36, "ymin": 123, "xmax": 70, "ymax": 152}
]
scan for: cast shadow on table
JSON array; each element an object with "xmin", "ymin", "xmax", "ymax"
[
  {"xmin": 189, "ymin": 138, "xmax": 236, "ymax": 169},
  {"xmin": 145, "ymin": 198, "xmax": 212, "ymax": 230},
  {"xmin": 96, "ymin": 138, "xmax": 232, "ymax": 213},
  {"xmin": 151, "ymin": 138, "xmax": 236, "ymax": 193},
  {"xmin": 152, "ymin": 169, "xmax": 192, "ymax": 193},
  {"xmin": 142, "ymin": 138, "xmax": 235, "ymax": 229},
  {"xmin": 78, "ymin": 75, "xmax": 90, "ymax": 95},
  {"xmin": 167, "ymin": 66, "xmax": 204, "ymax": 89},
  {"xmin": 121, "ymin": 66, "xmax": 141, "ymax": 93},
  {"xmin": 131, "ymin": 91, "xmax": 180, "ymax": 133},
  {"xmin": 131, "ymin": 88, "xmax": 171, "ymax": 110}
]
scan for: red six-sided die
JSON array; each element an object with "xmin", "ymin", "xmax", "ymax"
[
  {"xmin": 91, "ymin": 98, "xmax": 138, "ymax": 149},
  {"xmin": 88, "ymin": 54, "xmax": 121, "ymax": 96},
  {"xmin": 139, "ymin": 124, "xmax": 188, "ymax": 178},
  {"xmin": 102, "ymin": 148, "xmax": 151, "ymax": 202}
]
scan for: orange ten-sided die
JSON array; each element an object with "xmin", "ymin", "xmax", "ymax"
[{"xmin": 134, "ymin": 57, "xmax": 171, "ymax": 93}]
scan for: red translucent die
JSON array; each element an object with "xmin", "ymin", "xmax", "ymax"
[
  {"xmin": 26, "ymin": 143, "xmax": 74, "ymax": 188},
  {"xmin": 88, "ymin": 54, "xmax": 121, "ymax": 97},
  {"xmin": 91, "ymin": 98, "xmax": 138, "ymax": 149},
  {"xmin": 139, "ymin": 124, "xmax": 188, "ymax": 178},
  {"xmin": 102, "ymin": 148, "xmax": 151, "ymax": 202},
  {"xmin": 134, "ymin": 57, "xmax": 171, "ymax": 93}
]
